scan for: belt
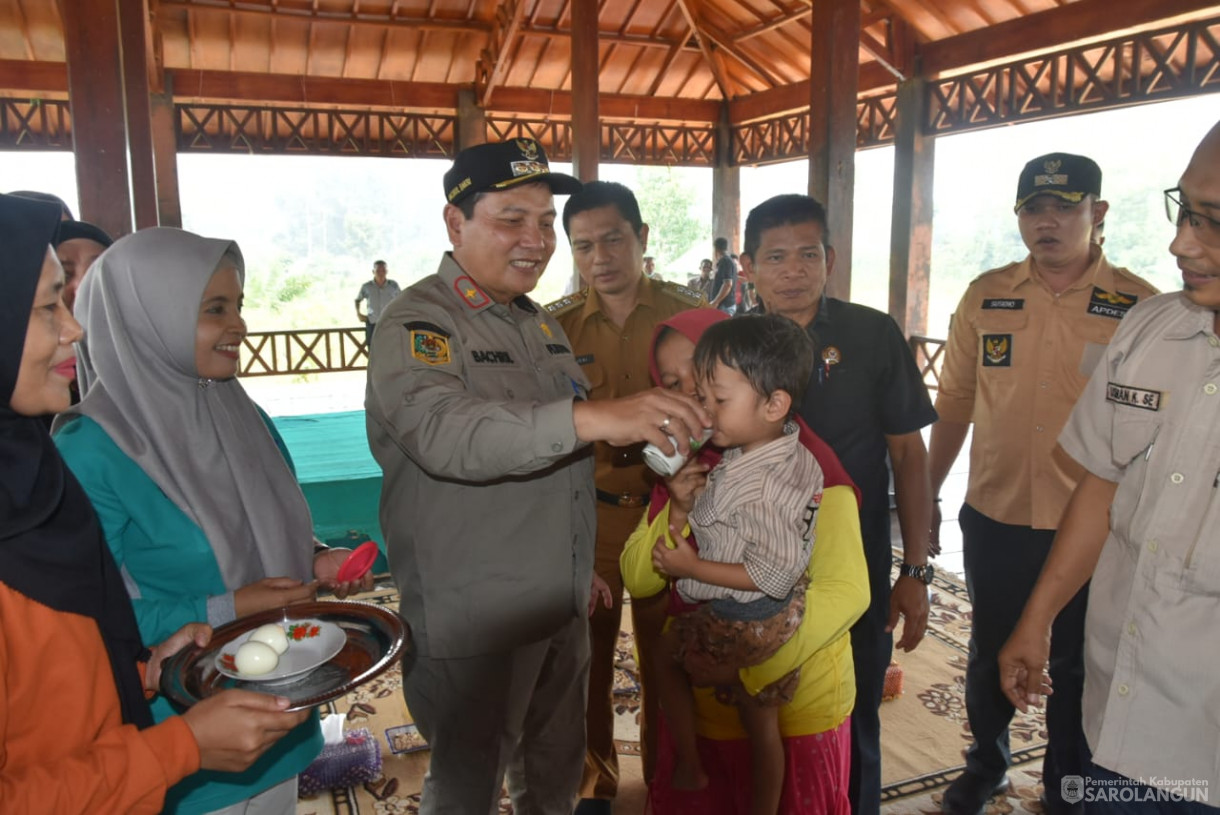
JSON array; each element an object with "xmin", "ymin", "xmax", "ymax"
[{"xmin": 596, "ymin": 489, "xmax": 649, "ymax": 509}]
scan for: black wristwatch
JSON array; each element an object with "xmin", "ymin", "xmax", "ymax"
[{"xmin": 900, "ymin": 562, "xmax": 935, "ymax": 585}]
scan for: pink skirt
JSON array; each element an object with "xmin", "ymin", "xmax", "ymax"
[{"xmin": 647, "ymin": 714, "xmax": 852, "ymax": 815}]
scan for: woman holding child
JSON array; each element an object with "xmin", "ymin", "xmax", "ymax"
[{"xmin": 622, "ymin": 308, "xmax": 869, "ymax": 815}]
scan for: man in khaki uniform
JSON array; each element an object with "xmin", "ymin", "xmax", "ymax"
[
  {"xmin": 930, "ymin": 153, "xmax": 1158, "ymax": 815},
  {"xmin": 545, "ymin": 181, "xmax": 705, "ymax": 815},
  {"xmin": 366, "ymin": 139, "xmax": 707, "ymax": 815},
  {"xmin": 1000, "ymin": 120, "xmax": 1220, "ymax": 813}
]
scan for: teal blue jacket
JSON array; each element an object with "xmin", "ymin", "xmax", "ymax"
[{"xmin": 55, "ymin": 414, "xmax": 323, "ymax": 815}]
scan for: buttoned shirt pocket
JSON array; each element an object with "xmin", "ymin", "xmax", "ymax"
[
  {"xmin": 1181, "ymin": 455, "xmax": 1220, "ymax": 596},
  {"xmin": 975, "ymin": 309, "xmax": 1028, "ymax": 370},
  {"xmin": 1071, "ymin": 318, "xmax": 1116, "ymax": 380},
  {"xmin": 1109, "ymin": 410, "xmax": 1161, "ymax": 544}
]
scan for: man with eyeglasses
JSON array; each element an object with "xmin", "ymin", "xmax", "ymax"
[
  {"xmin": 998, "ymin": 121, "xmax": 1220, "ymax": 814},
  {"xmin": 930, "ymin": 153, "xmax": 1159, "ymax": 815}
]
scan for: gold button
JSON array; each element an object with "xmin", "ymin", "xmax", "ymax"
[
  {"xmin": 1171, "ymin": 473, "xmax": 1185, "ymax": 484},
  {"xmin": 1211, "ymin": 337, "xmax": 1220, "ymax": 348},
  {"xmin": 1127, "ymin": 622, "xmax": 1137, "ymax": 636},
  {"xmin": 1118, "ymin": 683, "xmax": 1130, "ymax": 696},
  {"xmin": 1206, "ymin": 384, "xmax": 1218, "ymax": 395},
  {"xmin": 1148, "ymin": 540, "xmax": 1159, "ymax": 553}
]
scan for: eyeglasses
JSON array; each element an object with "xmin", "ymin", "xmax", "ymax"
[{"xmin": 1164, "ymin": 187, "xmax": 1220, "ymax": 247}]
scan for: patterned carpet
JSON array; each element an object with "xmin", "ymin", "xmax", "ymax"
[{"xmin": 294, "ymin": 562, "xmax": 1052, "ymax": 814}]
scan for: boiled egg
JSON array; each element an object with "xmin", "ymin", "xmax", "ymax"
[
  {"xmin": 234, "ymin": 640, "xmax": 279, "ymax": 675},
  {"xmin": 249, "ymin": 623, "xmax": 290, "ymax": 655}
]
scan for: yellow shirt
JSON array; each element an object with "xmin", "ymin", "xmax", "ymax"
[
  {"xmin": 935, "ymin": 249, "xmax": 1158, "ymax": 528},
  {"xmin": 620, "ymin": 484, "xmax": 868, "ymax": 738}
]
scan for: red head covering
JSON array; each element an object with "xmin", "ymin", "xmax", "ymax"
[{"xmin": 646, "ymin": 308, "xmax": 860, "ymax": 523}]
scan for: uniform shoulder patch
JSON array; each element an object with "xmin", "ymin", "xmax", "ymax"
[
  {"xmin": 543, "ymin": 291, "xmax": 586, "ymax": 316},
  {"xmin": 659, "ymin": 280, "xmax": 705, "ymax": 306},
  {"xmin": 408, "ymin": 326, "xmax": 451, "ymax": 366}
]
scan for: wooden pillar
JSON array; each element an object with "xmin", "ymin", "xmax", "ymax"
[
  {"xmin": 61, "ymin": 0, "xmax": 132, "ymax": 237},
  {"xmin": 808, "ymin": 0, "xmax": 860, "ymax": 300},
  {"xmin": 569, "ymin": 0, "xmax": 599, "ymax": 182},
  {"xmin": 150, "ymin": 77, "xmax": 182, "ymax": 228},
  {"xmin": 118, "ymin": 0, "xmax": 158, "ymax": 230},
  {"xmin": 889, "ymin": 77, "xmax": 934, "ymax": 336},
  {"xmin": 456, "ymin": 88, "xmax": 486, "ymax": 150},
  {"xmin": 712, "ymin": 106, "xmax": 741, "ymax": 253}
]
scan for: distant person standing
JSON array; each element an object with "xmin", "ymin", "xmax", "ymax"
[
  {"xmin": 711, "ymin": 237, "xmax": 737, "ymax": 314},
  {"xmin": 355, "ymin": 259, "xmax": 401, "ymax": 351},
  {"xmin": 690, "ymin": 258, "xmax": 715, "ymax": 301},
  {"xmin": 644, "ymin": 256, "xmax": 658, "ymax": 278}
]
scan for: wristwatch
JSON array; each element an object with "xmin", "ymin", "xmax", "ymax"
[{"xmin": 899, "ymin": 562, "xmax": 935, "ymax": 585}]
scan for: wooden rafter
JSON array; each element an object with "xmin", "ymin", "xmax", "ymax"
[
  {"xmin": 860, "ymin": 24, "xmax": 905, "ymax": 80},
  {"xmin": 476, "ymin": 0, "xmax": 525, "ymax": 106},
  {"xmin": 674, "ymin": 0, "xmax": 733, "ymax": 97},
  {"xmin": 646, "ymin": 39, "xmax": 685, "ymax": 96},
  {"xmin": 158, "ymin": 0, "xmax": 489, "ymax": 34},
  {"xmin": 736, "ymin": 8, "xmax": 811, "ymax": 43},
  {"xmin": 696, "ymin": 20, "xmax": 782, "ymax": 86},
  {"xmin": 15, "ymin": 0, "xmax": 34, "ymax": 61}
]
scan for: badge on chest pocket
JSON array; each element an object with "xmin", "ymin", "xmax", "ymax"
[{"xmin": 982, "ymin": 334, "xmax": 1012, "ymax": 367}]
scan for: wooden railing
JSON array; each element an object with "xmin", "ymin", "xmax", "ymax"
[
  {"xmin": 908, "ymin": 335, "xmax": 946, "ymax": 391},
  {"xmin": 241, "ymin": 326, "xmax": 949, "ymax": 388},
  {"xmin": 241, "ymin": 327, "xmax": 368, "ymax": 377}
]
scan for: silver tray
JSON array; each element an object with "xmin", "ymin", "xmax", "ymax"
[{"xmin": 160, "ymin": 600, "xmax": 407, "ymax": 712}]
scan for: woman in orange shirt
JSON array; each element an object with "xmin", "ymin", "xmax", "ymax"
[{"xmin": 0, "ymin": 193, "xmax": 308, "ymax": 814}]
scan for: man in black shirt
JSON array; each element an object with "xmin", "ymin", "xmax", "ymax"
[{"xmin": 741, "ymin": 193, "xmax": 937, "ymax": 815}]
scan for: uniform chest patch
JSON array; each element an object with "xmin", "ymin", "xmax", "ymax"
[
  {"xmin": 982, "ymin": 334, "xmax": 1012, "ymax": 367},
  {"xmin": 982, "ymin": 298, "xmax": 1024, "ymax": 310},
  {"xmin": 546, "ymin": 343, "xmax": 572, "ymax": 356},
  {"xmin": 576, "ymin": 354, "xmax": 595, "ymax": 365},
  {"xmin": 471, "ymin": 349, "xmax": 515, "ymax": 364},
  {"xmin": 1106, "ymin": 382, "xmax": 1162, "ymax": 411},
  {"xmin": 1087, "ymin": 287, "xmax": 1139, "ymax": 319},
  {"xmin": 410, "ymin": 329, "xmax": 450, "ymax": 366}
]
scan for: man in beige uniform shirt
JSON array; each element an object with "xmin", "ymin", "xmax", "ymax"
[
  {"xmin": 1000, "ymin": 121, "xmax": 1220, "ymax": 813},
  {"xmin": 929, "ymin": 153, "xmax": 1158, "ymax": 815},
  {"xmin": 545, "ymin": 181, "xmax": 704, "ymax": 814},
  {"xmin": 365, "ymin": 139, "xmax": 708, "ymax": 815}
]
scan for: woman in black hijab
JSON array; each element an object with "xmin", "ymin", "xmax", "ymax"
[{"xmin": 0, "ymin": 193, "xmax": 307, "ymax": 812}]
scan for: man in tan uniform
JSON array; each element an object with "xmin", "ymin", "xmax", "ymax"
[
  {"xmin": 1000, "ymin": 120, "xmax": 1220, "ymax": 813},
  {"xmin": 366, "ymin": 140, "xmax": 708, "ymax": 815},
  {"xmin": 930, "ymin": 153, "xmax": 1158, "ymax": 815},
  {"xmin": 545, "ymin": 181, "xmax": 704, "ymax": 815}
]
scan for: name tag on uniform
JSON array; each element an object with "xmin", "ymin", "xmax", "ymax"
[
  {"xmin": 982, "ymin": 298, "xmax": 1024, "ymax": 310},
  {"xmin": 546, "ymin": 344, "xmax": 572, "ymax": 356},
  {"xmin": 575, "ymin": 354, "xmax": 595, "ymax": 365},
  {"xmin": 1106, "ymin": 382, "xmax": 1162, "ymax": 411},
  {"xmin": 470, "ymin": 349, "xmax": 515, "ymax": 364},
  {"xmin": 1088, "ymin": 287, "xmax": 1139, "ymax": 319}
]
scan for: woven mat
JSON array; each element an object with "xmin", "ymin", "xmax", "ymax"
[{"xmin": 295, "ymin": 562, "xmax": 1051, "ymax": 814}]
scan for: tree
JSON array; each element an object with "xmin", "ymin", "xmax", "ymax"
[{"xmin": 634, "ymin": 167, "xmax": 707, "ymax": 273}]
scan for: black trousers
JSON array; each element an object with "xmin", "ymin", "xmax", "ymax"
[
  {"xmin": 960, "ymin": 503, "xmax": 1090, "ymax": 814},
  {"xmin": 847, "ymin": 509, "xmax": 894, "ymax": 815}
]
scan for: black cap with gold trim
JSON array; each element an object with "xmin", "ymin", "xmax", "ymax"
[
  {"xmin": 444, "ymin": 138, "xmax": 582, "ymax": 206},
  {"xmin": 1014, "ymin": 152, "xmax": 1102, "ymax": 213}
]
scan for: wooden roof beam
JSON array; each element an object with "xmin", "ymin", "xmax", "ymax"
[
  {"xmin": 697, "ymin": 20, "xmax": 783, "ymax": 86},
  {"xmin": 518, "ymin": 22, "xmax": 697, "ymax": 50},
  {"xmin": 476, "ymin": 0, "xmax": 525, "ymax": 106},
  {"xmin": 736, "ymin": 8, "xmax": 811, "ymax": 43},
  {"xmin": 859, "ymin": 26, "xmax": 905, "ymax": 81},
  {"xmin": 158, "ymin": 0, "xmax": 490, "ymax": 33},
  {"xmin": 673, "ymin": 0, "xmax": 733, "ymax": 98},
  {"xmin": 921, "ymin": 0, "xmax": 1220, "ymax": 75}
]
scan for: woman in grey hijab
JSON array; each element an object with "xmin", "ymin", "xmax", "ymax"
[{"xmin": 54, "ymin": 227, "xmax": 371, "ymax": 815}]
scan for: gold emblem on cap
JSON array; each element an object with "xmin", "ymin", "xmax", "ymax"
[
  {"xmin": 516, "ymin": 138, "xmax": 540, "ymax": 160},
  {"xmin": 1043, "ymin": 159, "xmax": 1062, "ymax": 174}
]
